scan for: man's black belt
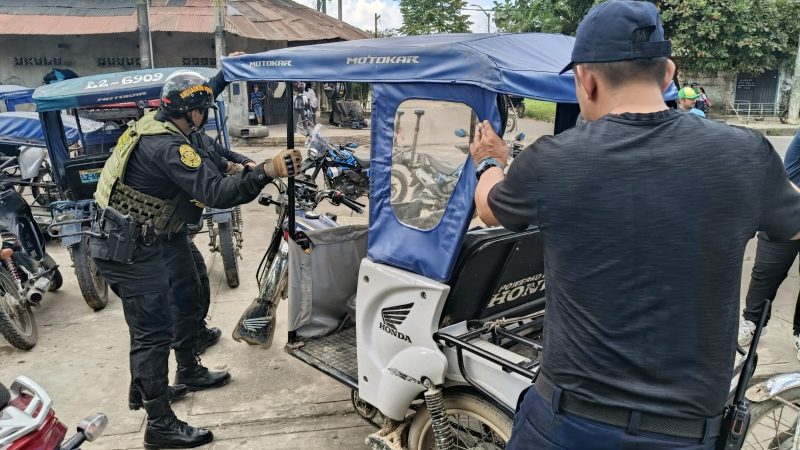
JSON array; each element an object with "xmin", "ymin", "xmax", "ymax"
[{"xmin": 535, "ymin": 375, "xmax": 722, "ymax": 441}]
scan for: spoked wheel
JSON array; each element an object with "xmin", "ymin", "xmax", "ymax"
[
  {"xmin": 407, "ymin": 391, "xmax": 512, "ymax": 450},
  {"xmin": 390, "ymin": 169, "xmax": 409, "ymax": 203},
  {"xmin": 218, "ymin": 222, "xmax": 240, "ymax": 288},
  {"xmin": 29, "ymin": 170, "xmax": 57, "ymax": 207},
  {"xmin": 505, "ymin": 108, "xmax": 517, "ymax": 133},
  {"xmin": 73, "ymin": 236, "xmax": 109, "ymax": 311},
  {"xmin": 744, "ymin": 387, "xmax": 800, "ymax": 449},
  {"xmin": 0, "ymin": 271, "xmax": 37, "ymax": 350}
]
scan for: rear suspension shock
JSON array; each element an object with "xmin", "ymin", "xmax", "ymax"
[
  {"xmin": 423, "ymin": 379, "xmax": 453, "ymax": 450},
  {"xmin": 1, "ymin": 248, "xmax": 23, "ymax": 291}
]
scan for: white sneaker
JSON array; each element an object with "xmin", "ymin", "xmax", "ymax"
[
  {"xmin": 738, "ymin": 320, "xmax": 765, "ymax": 347},
  {"xmin": 794, "ymin": 334, "xmax": 800, "ymax": 361}
]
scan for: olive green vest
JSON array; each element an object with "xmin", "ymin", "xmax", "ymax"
[{"xmin": 95, "ymin": 112, "xmax": 188, "ymax": 235}]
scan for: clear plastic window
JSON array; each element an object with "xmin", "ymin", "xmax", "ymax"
[{"xmin": 391, "ymin": 100, "xmax": 476, "ymax": 230}]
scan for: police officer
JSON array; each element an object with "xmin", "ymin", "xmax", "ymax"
[{"xmin": 91, "ymin": 70, "xmax": 301, "ymax": 449}]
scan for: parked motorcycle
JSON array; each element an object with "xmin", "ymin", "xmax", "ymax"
[
  {"xmin": 232, "ymin": 177, "xmax": 364, "ymax": 347},
  {"xmin": 301, "ymin": 124, "xmax": 408, "ymax": 202},
  {"xmin": 393, "ymin": 110, "xmax": 526, "ymax": 213},
  {"xmin": 0, "ymin": 375, "xmax": 107, "ymax": 449},
  {"xmin": 0, "ymin": 157, "xmax": 63, "ymax": 350},
  {"xmin": 202, "ymin": 206, "xmax": 244, "ymax": 288}
]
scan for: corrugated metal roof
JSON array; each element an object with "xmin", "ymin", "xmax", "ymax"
[{"xmin": 0, "ymin": 0, "xmax": 370, "ymax": 41}]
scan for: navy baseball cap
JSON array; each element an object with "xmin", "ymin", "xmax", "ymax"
[{"xmin": 560, "ymin": 0, "xmax": 671, "ymax": 74}]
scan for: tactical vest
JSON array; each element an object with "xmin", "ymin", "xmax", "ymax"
[{"xmin": 95, "ymin": 112, "xmax": 186, "ymax": 236}]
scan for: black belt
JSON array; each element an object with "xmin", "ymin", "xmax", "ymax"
[{"xmin": 534, "ymin": 376, "xmax": 722, "ymax": 441}]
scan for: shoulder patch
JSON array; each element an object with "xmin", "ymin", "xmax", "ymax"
[{"xmin": 179, "ymin": 144, "xmax": 201, "ymax": 169}]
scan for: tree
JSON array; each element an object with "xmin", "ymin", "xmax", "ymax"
[
  {"xmin": 493, "ymin": 0, "xmax": 595, "ymax": 34},
  {"xmin": 399, "ymin": 0, "xmax": 472, "ymax": 35},
  {"xmin": 657, "ymin": 0, "xmax": 800, "ymax": 76}
]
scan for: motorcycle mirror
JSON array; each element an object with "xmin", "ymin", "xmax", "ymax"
[
  {"xmin": 78, "ymin": 413, "xmax": 108, "ymax": 442},
  {"xmin": 345, "ymin": 142, "xmax": 358, "ymax": 149},
  {"xmin": 515, "ymin": 132, "xmax": 525, "ymax": 141},
  {"xmin": 454, "ymin": 128, "xmax": 467, "ymax": 138}
]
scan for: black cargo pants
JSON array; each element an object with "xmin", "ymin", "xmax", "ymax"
[
  {"xmin": 90, "ymin": 236, "xmax": 173, "ymax": 400},
  {"xmin": 188, "ymin": 238, "xmax": 212, "ymax": 324},
  {"xmin": 743, "ymin": 232, "xmax": 800, "ymax": 334},
  {"xmin": 161, "ymin": 233, "xmax": 203, "ymax": 353}
]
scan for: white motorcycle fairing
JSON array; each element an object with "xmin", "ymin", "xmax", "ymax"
[{"xmin": 356, "ymin": 258, "xmax": 449, "ymax": 420}]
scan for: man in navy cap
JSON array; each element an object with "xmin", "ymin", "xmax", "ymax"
[{"xmin": 470, "ymin": 0, "xmax": 800, "ymax": 448}]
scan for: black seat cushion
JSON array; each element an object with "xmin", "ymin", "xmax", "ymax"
[
  {"xmin": 428, "ymin": 156, "xmax": 460, "ymax": 177},
  {"xmin": 355, "ymin": 155, "xmax": 370, "ymax": 169},
  {"xmin": 441, "ymin": 226, "xmax": 546, "ymax": 326}
]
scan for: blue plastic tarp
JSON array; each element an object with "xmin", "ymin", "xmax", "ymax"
[
  {"xmin": 0, "ymin": 111, "xmax": 103, "ymax": 146},
  {"xmin": 222, "ymin": 33, "xmax": 678, "ymax": 103},
  {"xmin": 33, "ymin": 67, "xmax": 218, "ymax": 112}
]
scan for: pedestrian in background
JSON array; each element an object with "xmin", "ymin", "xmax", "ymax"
[
  {"xmin": 678, "ymin": 86, "xmax": 706, "ymax": 117},
  {"xmin": 739, "ymin": 130, "xmax": 800, "ymax": 359},
  {"xmin": 250, "ymin": 84, "xmax": 265, "ymax": 125},
  {"xmin": 690, "ymin": 81, "xmax": 706, "ymax": 112}
]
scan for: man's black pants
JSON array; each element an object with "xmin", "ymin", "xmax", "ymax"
[
  {"xmin": 162, "ymin": 235, "xmax": 203, "ymax": 352},
  {"xmin": 91, "ymin": 238, "xmax": 173, "ymax": 400},
  {"xmin": 188, "ymin": 239, "xmax": 212, "ymax": 324},
  {"xmin": 743, "ymin": 232, "xmax": 800, "ymax": 334}
]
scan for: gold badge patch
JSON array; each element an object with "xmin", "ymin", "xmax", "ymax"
[{"xmin": 179, "ymin": 145, "xmax": 201, "ymax": 169}]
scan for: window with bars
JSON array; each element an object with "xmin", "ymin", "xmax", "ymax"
[
  {"xmin": 97, "ymin": 57, "xmax": 141, "ymax": 67},
  {"xmin": 14, "ymin": 57, "xmax": 62, "ymax": 66},
  {"xmin": 182, "ymin": 57, "xmax": 216, "ymax": 67}
]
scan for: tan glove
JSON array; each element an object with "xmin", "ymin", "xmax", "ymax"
[
  {"xmin": 225, "ymin": 161, "xmax": 244, "ymax": 175},
  {"xmin": 264, "ymin": 149, "xmax": 302, "ymax": 178}
]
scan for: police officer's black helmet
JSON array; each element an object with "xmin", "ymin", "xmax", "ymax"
[{"xmin": 160, "ymin": 71, "xmax": 215, "ymax": 117}]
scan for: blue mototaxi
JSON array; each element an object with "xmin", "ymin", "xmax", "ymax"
[
  {"xmin": 31, "ymin": 67, "xmax": 233, "ymax": 311},
  {"xmin": 0, "ymin": 85, "xmax": 35, "ymax": 112},
  {"xmin": 223, "ymin": 33, "xmax": 678, "ymax": 450}
]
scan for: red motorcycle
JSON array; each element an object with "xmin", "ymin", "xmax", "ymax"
[{"xmin": 0, "ymin": 376, "xmax": 107, "ymax": 449}]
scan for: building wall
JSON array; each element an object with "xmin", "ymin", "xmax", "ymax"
[{"xmin": 0, "ymin": 32, "xmax": 287, "ymax": 89}]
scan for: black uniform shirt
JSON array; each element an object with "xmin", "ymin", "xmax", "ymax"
[
  {"xmin": 123, "ymin": 111, "xmax": 269, "ymax": 224},
  {"xmin": 487, "ymin": 109, "xmax": 800, "ymax": 418}
]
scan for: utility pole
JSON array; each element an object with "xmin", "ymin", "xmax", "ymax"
[
  {"xmin": 374, "ymin": 14, "xmax": 380, "ymax": 37},
  {"xmin": 136, "ymin": 0, "xmax": 153, "ymax": 68},
  {"xmin": 338, "ymin": 0, "xmax": 342, "ymax": 21},
  {"xmin": 788, "ymin": 33, "xmax": 800, "ymax": 125},
  {"xmin": 469, "ymin": 4, "xmax": 491, "ymax": 33},
  {"xmin": 213, "ymin": 0, "xmax": 226, "ymax": 69}
]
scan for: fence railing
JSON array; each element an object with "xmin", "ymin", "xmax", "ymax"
[{"xmin": 726, "ymin": 101, "xmax": 785, "ymax": 122}]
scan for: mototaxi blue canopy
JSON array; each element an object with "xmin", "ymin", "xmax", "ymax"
[
  {"xmin": 0, "ymin": 85, "xmax": 34, "ymax": 112},
  {"xmin": 31, "ymin": 67, "xmax": 230, "ymax": 191},
  {"xmin": 222, "ymin": 33, "xmax": 679, "ymax": 103},
  {"xmin": 32, "ymin": 67, "xmax": 219, "ymax": 112},
  {"xmin": 0, "ymin": 111, "xmax": 103, "ymax": 146}
]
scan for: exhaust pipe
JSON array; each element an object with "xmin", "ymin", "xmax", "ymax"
[{"xmin": 26, "ymin": 277, "xmax": 51, "ymax": 304}]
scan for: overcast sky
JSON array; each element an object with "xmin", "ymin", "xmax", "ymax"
[{"xmin": 299, "ymin": 0, "xmax": 498, "ymax": 34}]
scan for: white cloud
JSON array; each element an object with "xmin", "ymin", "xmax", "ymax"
[{"xmin": 301, "ymin": 0, "xmax": 498, "ymax": 34}]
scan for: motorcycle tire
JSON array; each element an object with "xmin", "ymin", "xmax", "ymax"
[
  {"xmin": 29, "ymin": 170, "xmax": 57, "ymax": 208},
  {"xmin": 406, "ymin": 390, "xmax": 512, "ymax": 450},
  {"xmin": 744, "ymin": 386, "xmax": 800, "ymax": 448},
  {"xmin": 73, "ymin": 236, "xmax": 109, "ymax": 311},
  {"xmin": 390, "ymin": 169, "xmax": 408, "ymax": 203},
  {"xmin": 48, "ymin": 268, "xmax": 63, "ymax": 292},
  {"xmin": 218, "ymin": 222, "xmax": 240, "ymax": 288},
  {"xmin": 0, "ymin": 270, "xmax": 37, "ymax": 350}
]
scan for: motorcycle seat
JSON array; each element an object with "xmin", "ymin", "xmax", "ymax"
[
  {"xmin": 428, "ymin": 156, "xmax": 460, "ymax": 177},
  {"xmin": 355, "ymin": 155, "xmax": 371, "ymax": 169},
  {"xmin": 441, "ymin": 226, "xmax": 545, "ymax": 326}
]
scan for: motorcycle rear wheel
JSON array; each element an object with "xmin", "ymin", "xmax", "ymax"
[
  {"xmin": 48, "ymin": 268, "xmax": 63, "ymax": 292},
  {"xmin": 745, "ymin": 386, "xmax": 800, "ymax": 449},
  {"xmin": 0, "ymin": 271, "xmax": 37, "ymax": 350},
  {"xmin": 390, "ymin": 169, "xmax": 409, "ymax": 203},
  {"xmin": 218, "ymin": 222, "xmax": 240, "ymax": 288},
  {"xmin": 73, "ymin": 236, "xmax": 109, "ymax": 311},
  {"xmin": 407, "ymin": 391, "xmax": 512, "ymax": 450}
]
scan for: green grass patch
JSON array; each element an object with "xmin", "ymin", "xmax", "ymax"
[{"xmin": 523, "ymin": 99, "xmax": 557, "ymax": 122}]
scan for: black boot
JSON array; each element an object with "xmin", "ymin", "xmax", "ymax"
[
  {"xmin": 174, "ymin": 350, "xmax": 231, "ymax": 392},
  {"xmin": 195, "ymin": 322, "xmax": 221, "ymax": 355},
  {"xmin": 142, "ymin": 394, "xmax": 213, "ymax": 449},
  {"xmin": 129, "ymin": 383, "xmax": 189, "ymax": 410}
]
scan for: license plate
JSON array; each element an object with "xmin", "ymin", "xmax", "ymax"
[{"xmin": 79, "ymin": 168, "xmax": 102, "ymax": 184}]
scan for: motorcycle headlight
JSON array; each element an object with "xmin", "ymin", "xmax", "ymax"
[{"xmin": 308, "ymin": 146, "xmax": 322, "ymax": 159}]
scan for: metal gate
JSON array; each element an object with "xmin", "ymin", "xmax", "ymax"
[{"xmin": 732, "ymin": 70, "xmax": 780, "ymax": 117}]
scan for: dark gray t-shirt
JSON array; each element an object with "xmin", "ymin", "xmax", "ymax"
[{"xmin": 488, "ymin": 109, "xmax": 800, "ymax": 418}]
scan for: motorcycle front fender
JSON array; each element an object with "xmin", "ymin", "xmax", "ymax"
[{"xmin": 746, "ymin": 372, "xmax": 800, "ymax": 403}]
